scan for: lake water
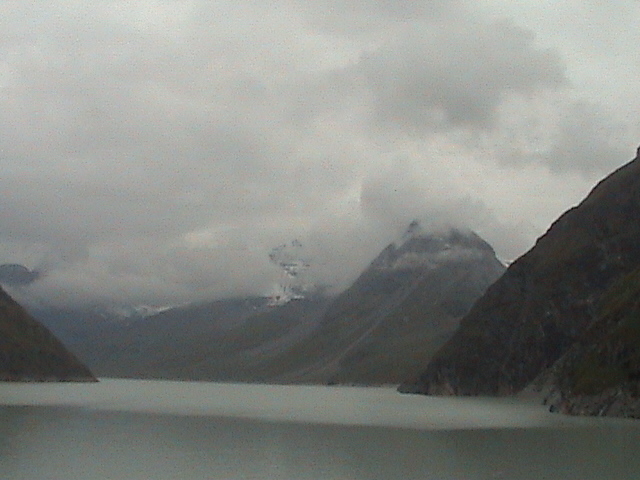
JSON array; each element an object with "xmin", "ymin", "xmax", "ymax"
[{"xmin": 2, "ymin": 379, "xmax": 640, "ymax": 479}]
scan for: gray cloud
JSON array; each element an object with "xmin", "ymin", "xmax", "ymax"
[
  {"xmin": 489, "ymin": 100, "xmax": 636, "ymax": 177},
  {"xmin": 355, "ymin": 19, "xmax": 566, "ymax": 133},
  {"xmin": 289, "ymin": 0, "xmax": 465, "ymax": 35},
  {"xmin": 0, "ymin": 1, "xmax": 636, "ymax": 308},
  {"xmin": 541, "ymin": 102, "xmax": 633, "ymax": 175},
  {"xmin": 357, "ymin": 155, "xmax": 531, "ymax": 262}
]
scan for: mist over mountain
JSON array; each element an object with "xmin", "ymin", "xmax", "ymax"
[
  {"xmin": 46, "ymin": 222, "xmax": 504, "ymax": 385},
  {"xmin": 47, "ymin": 294, "xmax": 333, "ymax": 382},
  {"xmin": 401, "ymin": 148, "xmax": 640, "ymax": 417},
  {"xmin": 266, "ymin": 224, "xmax": 505, "ymax": 385},
  {"xmin": 1, "ymin": 1, "xmax": 640, "ymax": 352}
]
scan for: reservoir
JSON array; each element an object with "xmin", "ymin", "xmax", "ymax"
[{"xmin": 1, "ymin": 379, "xmax": 639, "ymax": 479}]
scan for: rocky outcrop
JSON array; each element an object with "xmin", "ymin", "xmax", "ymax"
[
  {"xmin": 401, "ymin": 152, "xmax": 640, "ymax": 396},
  {"xmin": 0, "ymin": 286, "xmax": 96, "ymax": 382}
]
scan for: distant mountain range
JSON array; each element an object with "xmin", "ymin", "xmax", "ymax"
[
  {"xmin": 401, "ymin": 148, "xmax": 640, "ymax": 418},
  {"xmin": 8, "ymin": 146, "xmax": 640, "ymax": 420},
  {"xmin": 0, "ymin": 286, "xmax": 95, "ymax": 382},
  {"xmin": 34, "ymin": 224, "xmax": 504, "ymax": 385},
  {"xmin": 49, "ymin": 295, "xmax": 331, "ymax": 381}
]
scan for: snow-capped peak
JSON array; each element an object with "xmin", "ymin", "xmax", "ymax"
[{"xmin": 374, "ymin": 222, "xmax": 496, "ymax": 272}]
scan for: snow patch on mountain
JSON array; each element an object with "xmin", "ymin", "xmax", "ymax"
[{"xmin": 267, "ymin": 240, "xmax": 319, "ymax": 306}]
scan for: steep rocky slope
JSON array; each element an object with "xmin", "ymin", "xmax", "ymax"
[
  {"xmin": 0, "ymin": 286, "xmax": 95, "ymax": 381},
  {"xmin": 402, "ymin": 152, "xmax": 640, "ymax": 396},
  {"xmin": 538, "ymin": 267, "xmax": 640, "ymax": 416}
]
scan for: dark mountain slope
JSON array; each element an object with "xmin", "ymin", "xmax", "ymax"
[
  {"xmin": 0, "ymin": 286, "xmax": 95, "ymax": 381},
  {"xmin": 539, "ymin": 267, "xmax": 640, "ymax": 416},
  {"xmin": 402, "ymin": 152, "xmax": 640, "ymax": 396}
]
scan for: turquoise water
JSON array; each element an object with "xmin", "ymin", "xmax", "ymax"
[{"xmin": 1, "ymin": 379, "xmax": 639, "ymax": 479}]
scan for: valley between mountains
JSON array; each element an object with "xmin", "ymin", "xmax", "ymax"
[
  {"xmin": 33, "ymin": 226, "xmax": 505, "ymax": 386},
  {"xmin": 5, "ymin": 147, "xmax": 640, "ymax": 419}
]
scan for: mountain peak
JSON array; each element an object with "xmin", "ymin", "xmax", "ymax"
[
  {"xmin": 374, "ymin": 223, "xmax": 498, "ymax": 272},
  {"xmin": 401, "ymin": 219, "xmax": 422, "ymax": 240}
]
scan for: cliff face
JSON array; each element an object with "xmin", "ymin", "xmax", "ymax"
[
  {"xmin": 0, "ymin": 286, "xmax": 96, "ymax": 382},
  {"xmin": 401, "ymin": 153, "xmax": 640, "ymax": 396}
]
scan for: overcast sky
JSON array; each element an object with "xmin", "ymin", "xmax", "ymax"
[{"xmin": 1, "ymin": 1, "xmax": 639, "ymax": 307}]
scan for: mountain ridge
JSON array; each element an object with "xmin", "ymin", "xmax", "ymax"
[{"xmin": 401, "ymin": 151, "xmax": 640, "ymax": 399}]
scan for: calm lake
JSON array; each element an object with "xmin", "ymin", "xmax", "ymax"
[{"xmin": 1, "ymin": 379, "xmax": 640, "ymax": 480}]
